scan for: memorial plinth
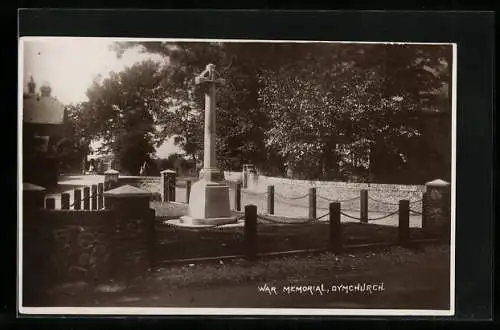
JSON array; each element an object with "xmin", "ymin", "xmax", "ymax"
[{"xmin": 178, "ymin": 64, "xmax": 236, "ymax": 226}]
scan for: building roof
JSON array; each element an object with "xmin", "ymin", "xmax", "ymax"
[{"xmin": 23, "ymin": 93, "xmax": 65, "ymax": 125}]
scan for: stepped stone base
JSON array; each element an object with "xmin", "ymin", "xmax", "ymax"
[{"xmin": 179, "ymin": 178, "xmax": 237, "ymax": 226}]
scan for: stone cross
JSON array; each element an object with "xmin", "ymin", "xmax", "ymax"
[
  {"xmin": 176, "ymin": 63, "xmax": 236, "ymax": 226},
  {"xmin": 195, "ymin": 64, "xmax": 225, "ymax": 182}
]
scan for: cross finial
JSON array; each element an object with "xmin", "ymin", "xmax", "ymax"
[{"xmin": 195, "ymin": 63, "xmax": 225, "ymax": 85}]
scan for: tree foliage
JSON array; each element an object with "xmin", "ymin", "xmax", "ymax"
[
  {"xmin": 80, "ymin": 60, "xmax": 165, "ymax": 174},
  {"xmin": 258, "ymin": 43, "xmax": 452, "ymax": 182},
  {"xmin": 113, "ymin": 41, "xmax": 273, "ymax": 171},
  {"xmin": 95, "ymin": 41, "xmax": 453, "ymax": 183}
]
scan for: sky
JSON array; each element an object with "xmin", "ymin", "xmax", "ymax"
[{"xmin": 21, "ymin": 37, "xmax": 182, "ymax": 158}]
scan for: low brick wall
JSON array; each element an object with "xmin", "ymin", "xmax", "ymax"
[
  {"xmin": 23, "ymin": 207, "xmax": 155, "ymax": 305},
  {"xmin": 23, "ymin": 210, "xmax": 114, "ymax": 296}
]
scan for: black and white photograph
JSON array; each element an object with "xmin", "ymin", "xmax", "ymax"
[{"xmin": 19, "ymin": 37, "xmax": 455, "ymax": 316}]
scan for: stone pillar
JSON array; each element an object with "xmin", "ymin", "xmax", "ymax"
[
  {"xmin": 103, "ymin": 185, "xmax": 154, "ymax": 276},
  {"xmin": 161, "ymin": 169, "xmax": 176, "ymax": 202},
  {"xmin": 242, "ymin": 164, "xmax": 255, "ymax": 189},
  {"xmin": 104, "ymin": 169, "xmax": 119, "ymax": 190},
  {"xmin": 423, "ymin": 179, "xmax": 451, "ymax": 238},
  {"xmin": 242, "ymin": 165, "xmax": 248, "ymax": 189},
  {"xmin": 179, "ymin": 64, "xmax": 236, "ymax": 226},
  {"xmin": 246, "ymin": 165, "xmax": 258, "ymax": 191}
]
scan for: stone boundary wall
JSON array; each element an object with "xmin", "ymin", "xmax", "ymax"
[
  {"xmin": 224, "ymin": 171, "xmax": 425, "ymax": 207},
  {"xmin": 224, "ymin": 171, "xmax": 243, "ymax": 183},
  {"xmin": 224, "ymin": 171, "xmax": 425, "ymax": 191}
]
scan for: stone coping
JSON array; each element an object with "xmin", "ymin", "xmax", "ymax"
[
  {"xmin": 103, "ymin": 184, "xmax": 152, "ymax": 197},
  {"xmin": 23, "ymin": 182, "xmax": 46, "ymax": 191},
  {"xmin": 425, "ymin": 179, "xmax": 451, "ymax": 187}
]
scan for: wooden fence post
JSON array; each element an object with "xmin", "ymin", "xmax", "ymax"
[
  {"xmin": 309, "ymin": 187, "xmax": 317, "ymax": 220},
  {"xmin": 329, "ymin": 202, "xmax": 342, "ymax": 253},
  {"xmin": 267, "ymin": 185, "xmax": 274, "ymax": 215},
  {"xmin": 421, "ymin": 191, "xmax": 429, "ymax": 236},
  {"xmin": 360, "ymin": 189, "xmax": 368, "ymax": 223},
  {"xmin": 147, "ymin": 208, "xmax": 157, "ymax": 269},
  {"xmin": 235, "ymin": 182, "xmax": 242, "ymax": 212},
  {"xmin": 91, "ymin": 184, "xmax": 98, "ymax": 210},
  {"xmin": 398, "ymin": 199, "xmax": 410, "ymax": 245},
  {"xmin": 186, "ymin": 180, "xmax": 191, "ymax": 204},
  {"xmin": 244, "ymin": 204, "xmax": 257, "ymax": 260},
  {"xmin": 97, "ymin": 183, "xmax": 104, "ymax": 209},
  {"xmin": 45, "ymin": 198, "xmax": 55, "ymax": 210},
  {"xmin": 74, "ymin": 189, "xmax": 81, "ymax": 210},
  {"xmin": 83, "ymin": 186, "xmax": 90, "ymax": 210},
  {"xmin": 61, "ymin": 193, "xmax": 70, "ymax": 209}
]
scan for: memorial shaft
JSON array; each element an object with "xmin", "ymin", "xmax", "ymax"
[{"xmin": 204, "ymin": 83, "xmax": 217, "ymax": 169}]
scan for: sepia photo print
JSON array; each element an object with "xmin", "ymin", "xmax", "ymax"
[{"xmin": 18, "ymin": 37, "xmax": 455, "ymax": 316}]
